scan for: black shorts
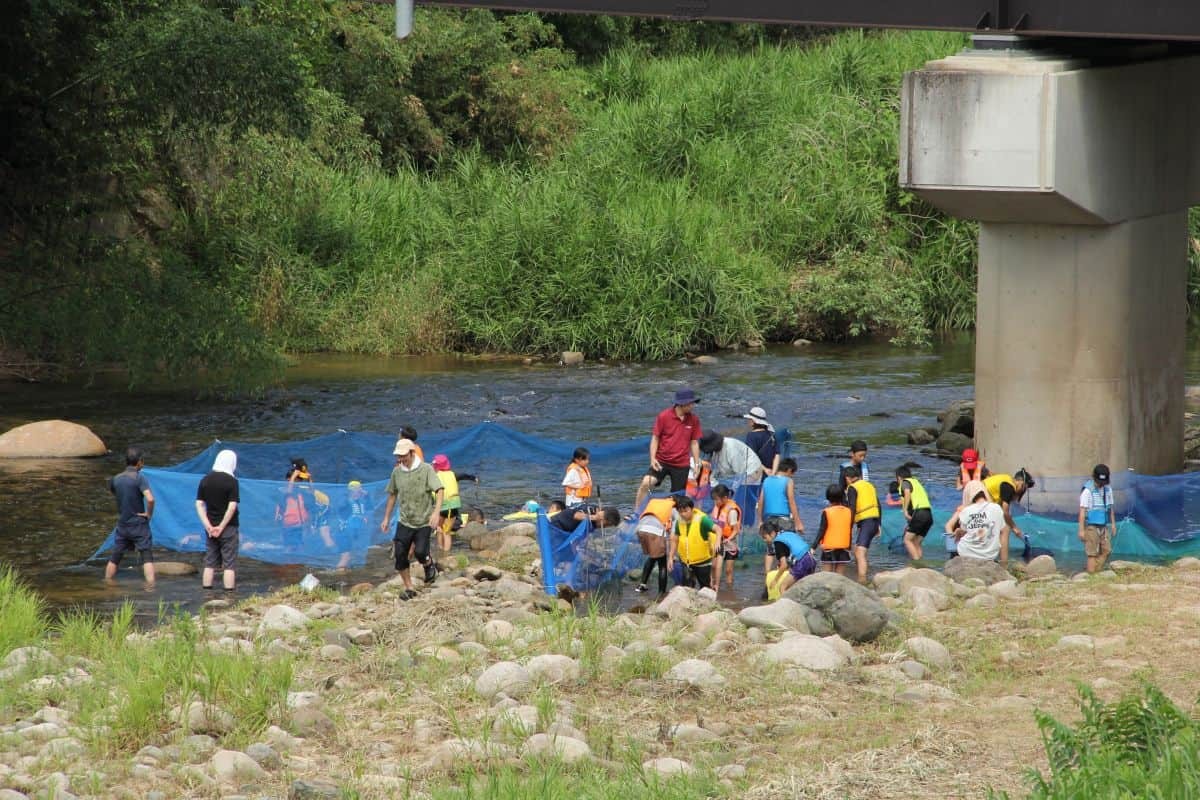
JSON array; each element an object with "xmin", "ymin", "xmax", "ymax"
[
  {"xmin": 645, "ymin": 463, "xmax": 690, "ymax": 494},
  {"xmin": 109, "ymin": 521, "xmax": 153, "ymax": 565},
  {"xmin": 854, "ymin": 518, "xmax": 881, "ymax": 548},
  {"xmin": 821, "ymin": 548, "xmax": 851, "ymax": 564},
  {"xmin": 905, "ymin": 508, "xmax": 934, "ymax": 537},
  {"xmin": 204, "ymin": 526, "xmax": 239, "ymax": 571}
]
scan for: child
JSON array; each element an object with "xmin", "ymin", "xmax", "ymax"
[
  {"xmin": 398, "ymin": 425, "xmax": 424, "ymax": 462},
  {"xmin": 276, "ymin": 458, "xmax": 313, "ymax": 552},
  {"xmin": 635, "ymin": 495, "xmax": 677, "ymax": 596},
  {"xmin": 668, "ymin": 495, "xmax": 718, "ymax": 590},
  {"xmin": 756, "ymin": 457, "xmax": 803, "ymax": 572},
  {"xmin": 431, "ymin": 454, "xmax": 477, "ymax": 563},
  {"xmin": 896, "ymin": 466, "xmax": 934, "ymax": 562},
  {"xmin": 335, "ymin": 480, "xmax": 371, "ymax": 570},
  {"xmin": 843, "ymin": 464, "xmax": 879, "ymax": 584},
  {"xmin": 814, "ymin": 483, "xmax": 852, "ymax": 575},
  {"xmin": 562, "ymin": 447, "xmax": 593, "ymax": 507},
  {"xmin": 836, "ymin": 440, "xmax": 870, "ymax": 484},
  {"xmin": 710, "ymin": 484, "xmax": 741, "ymax": 590},
  {"xmin": 760, "ymin": 519, "xmax": 817, "ymax": 599},
  {"xmin": 956, "ymin": 448, "xmax": 988, "ymax": 490}
]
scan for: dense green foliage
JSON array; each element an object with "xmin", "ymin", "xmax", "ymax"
[
  {"xmin": 1, "ymin": 1, "xmax": 1024, "ymax": 388},
  {"xmin": 991, "ymin": 684, "xmax": 1200, "ymax": 800}
]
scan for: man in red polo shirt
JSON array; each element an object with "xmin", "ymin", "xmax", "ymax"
[{"xmin": 634, "ymin": 388, "xmax": 703, "ymax": 510}]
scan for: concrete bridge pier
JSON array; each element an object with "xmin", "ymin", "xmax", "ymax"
[{"xmin": 901, "ymin": 40, "xmax": 1200, "ymax": 507}]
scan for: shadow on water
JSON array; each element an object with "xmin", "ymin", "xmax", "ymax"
[{"xmin": 1, "ymin": 331, "xmax": 1186, "ymax": 618}]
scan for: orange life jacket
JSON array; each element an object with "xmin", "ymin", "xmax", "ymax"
[
  {"xmin": 713, "ymin": 498, "xmax": 742, "ymax": 540},
  {"xmin": 642, "ymin": 498, "xmax": 675, "ymax": 527},
  {"xmin": 819, "ymin": 505, "xmax": 853, "ymax": 550},
  {"xmin": 959, "ymin": 462, "xmax": 984, "ymax": 485},
  {"xmin": 686, "ymin": 460, "xmax": 712, "ymax": 499},
  {"xmin": 281, "ymin": 492, "xmax": 309, "ymax": 527},
  {"xmin": 564, "ymin": 463, "xmax": 592, "ymax": 499}
]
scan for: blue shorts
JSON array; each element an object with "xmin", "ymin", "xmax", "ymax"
[{"xmin": 854, "ymin": 518, "xmax": 881, "ymax": 548}]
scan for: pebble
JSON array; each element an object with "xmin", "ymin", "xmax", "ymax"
[
  {"xmin": 524, "ymin": 733, "xmax": 591, "ymax": 762},
  {"xmin": 1055, "ymin": 634, "xmax": 1095, "ymax": 652},
  {"xmin": 643, "ymin": 757, "xmax": 693, "ymax": 777},
  {"xmin": 210, "ymin": 749, "xmax": 266, "ymax": 783},
  {"xmin": 244, "ymin": 743, "xmax": 282, "ymax": 770},
  {"xmin": 526, "ymin": 654, "xmax": 580, "ymax": 684},
  {"xmin": 668, "ymin": 723, "xmax": 719, "ymax": 743},
  {"xmin": 475, "ymin": 662, "xmax": 533, "ymax": 700},
  {"xmin": 904, "ymin": 636, "xmax": 952, "ymax": 670},
  {"xmin": 665, "ymin": 659, "xmax": 723, "ymax": 689},
  {"xmin": 289, "ymin": 779, "xmax": 341, "ymax": 799},
  {"xmin": 318, "ymin": 644, "xmax": 347, "ymax": 661}
]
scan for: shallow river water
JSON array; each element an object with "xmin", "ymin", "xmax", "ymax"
[{"xmin": 2, "ymin": 336, "xmax": 1197, "ymax": 619}]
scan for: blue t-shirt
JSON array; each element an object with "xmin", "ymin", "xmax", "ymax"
[
  {"xmin": 762, "ymin": 475, "xmax": 791, "ymax": 517},
  {"xmin": 109, "ymin": 467, "xmax": 149, "ymax": 528}
]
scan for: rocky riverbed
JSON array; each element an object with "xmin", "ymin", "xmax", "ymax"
[{"xmin": 2, "ymin": 552, "xmax": 1200, "ymax": 799}]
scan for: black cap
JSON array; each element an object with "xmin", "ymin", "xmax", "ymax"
[
  {"xmin": 1093, "ymin": 464, "xmax": 1110, "ymax": 482},
  {"xmin": 1014, "ymin": 468, "xmax": 1035, "ymax": 488}
]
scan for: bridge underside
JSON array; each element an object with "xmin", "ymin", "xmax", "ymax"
[{"xmin": 417, "ymin": 0, "xmax": 1200, "ymax": 42}]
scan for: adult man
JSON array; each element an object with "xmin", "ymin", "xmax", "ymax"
[
  {"xmin": 105, "ymin": 447, "xmax": 156, "ymax": 586},
  {"xmin": 743, "ymin": 406, "xmax": 780, "ymax": 475},
  {"xmin": 196, "ymin": 449, "xmax": 240, "ymax": 591},
  {"xmin": 983, "ymin": 468, "xmax": 1035, "ymax": 564},
  {"xmin": 698, "ymin": 431, "xmax": 763, "ymax": 487},
  {"xmin": 380, "ymin": 438, "xmax": 443, "ymax": 599},
  {"xmin": 634, "ymin": 388, "xmax": 702, "ymax": 510},
  {"xmin": 1079, "ymin": 464, "xmax": 1117, "ymax": 574},
  {"xmin": 946, "ymin": 480, "xmax": 1008, "ymax": 561},
  {"xmin": 668, "ymin": 495, "xmax": 718, "ymax": 589}
]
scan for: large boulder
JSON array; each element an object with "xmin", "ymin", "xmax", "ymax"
[
  {"xmin": 936, "ymin": 431, "xmax": 973, "ymax": 456},
  {"xmin": 498, "ymin": 536, "xmax": 540, "ymax": 556},
  {"xmin": 0, "ymin": 420, "xmax": 106, "ymax": 458},
  {"xmin": 938, "ymin": 399, "xmax": 975, "ymax": 438},
  {"xmin": 784, "ymin": 572, "xmax": 890, "ymax": 643},
  {"xmin": 944, "ymin": 557, "xmax": 1011, "ymax": 586}
]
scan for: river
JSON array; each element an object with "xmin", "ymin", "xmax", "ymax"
[{"xmin": 2, "ymin": 335, "xmax": 1196, "ymax": 619}]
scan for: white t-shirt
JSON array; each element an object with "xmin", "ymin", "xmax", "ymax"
[
  {"xmin": 954, "ymin": 500, "xmax": 1007, "ymax": 561},
  {"xmin": 562, "ymin": 465, "xmax": 589, "ymax": 506},
  {"xmin": 711, "ymin": 438, "xmax": 764, "ymax": 483}
]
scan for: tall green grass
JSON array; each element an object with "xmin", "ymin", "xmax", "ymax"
[
  {"xmin": 432, "ymin": 761, "xmax": 724, "ymax": 799},
  {"xmin": 0, "ymin": 573, "xmax": 292, "ymax": 753},
  {"xmin": 191, "ymin": 29, "xmax": 974, "ymax": 365},
  {"xmin": 991, "ymin": 683, "xmax": 1200, "ymax": 799}
]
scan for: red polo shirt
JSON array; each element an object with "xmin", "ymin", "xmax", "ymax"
[{"xmin": 652, "ymin": 407, "xmax": 702, "ymax": 468}]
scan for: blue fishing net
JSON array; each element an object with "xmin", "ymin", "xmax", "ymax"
[{"xmin": 92, "ymin": 422, "xmax": 1200, "ymax": 580}]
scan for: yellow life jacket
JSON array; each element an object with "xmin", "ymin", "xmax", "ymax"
[
  {"xmin": 903, "ymin": 476, "xmax": 931, "ymax": 512},
  {"xmin": 766, "ymin": 568, "xmax": 788, "ymax": 601},
  {"xmin": 851, "ymin": 479, "xmax": 880, "ymax": 523},
  {"xmin": 984, "ymin": 474, "xmax": 1014, "ymax": 504},
  {"xmin": 437, "ymin": 469, "xmax": 461, "ymax": 510},
  {"xmin": 713, "ymin": 498, "xmax": 742, "ymax": 540},
  {"xmin": 564, "ymin": 463, "xmax": 592, "ymax": 500},
  {"xmin": 642, "ymin": 498, "xmax": 675, "ymax": 527},
  {"xmin": 675, "ymin": 512, "xmax": 715, "ymax": 566}
]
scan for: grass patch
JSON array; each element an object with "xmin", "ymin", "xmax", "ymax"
[
  {"xmin": 0, "ymin": 567, "xmax": 47, "ymax": 658},
  {"xmin": 992, "ymin": 683, "xmax": 1200, "ymax": 799},
  {"xmin": 432, "ymin": 760, "xmax": 724, "ymax": 799}
]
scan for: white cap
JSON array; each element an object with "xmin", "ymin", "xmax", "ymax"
[{"xmin": 393, "ymin": 438, "xmax": 416, "ymax": 456}]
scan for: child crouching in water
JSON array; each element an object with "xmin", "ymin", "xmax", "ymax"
[{"xmin": 760, "ymin": 519, "xmax": 817, "ymax": 600}]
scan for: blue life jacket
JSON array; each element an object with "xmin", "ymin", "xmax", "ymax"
[
  {"xmin": 762, "ymin": 474, "xmax": 791, "ymax": 517},
  {"xmin": 774, "ymin": 531, "xmax": 810, "ymax": 561},
  {"xmin": 1082, "ymin": 479, "xmax": 1112, "ymax": 526}
]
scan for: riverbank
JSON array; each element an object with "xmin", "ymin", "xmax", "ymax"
[{"xmin": 2, "ymin": 553, "xmax": 1198, "ymax": 799}]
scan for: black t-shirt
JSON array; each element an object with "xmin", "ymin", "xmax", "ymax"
[
  {"xmin": 997, "ymin": 482, "xmax": 1016, "ymax": 505},
  {"xmin": 745, "ymin": 429, "xmax": 778, "ymax": 469},
  {"xmin": 109, "ymin": 467, "xmax": 149, "ymax": 527},
  {"xmin": 550, "ymin": 504, "xmax": 596, "ymax": 532},
  {"xmin": 197, "ymin": 471, "xmax": 240, "ymax": 526}
]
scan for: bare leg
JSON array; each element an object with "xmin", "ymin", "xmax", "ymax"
[
  {"xmin": 104, "ymin": 561, "xmax": 118, "ymax": 582},
  {"xmin": 633, "ymin": 476, "xmax": 655, "ymax": 513},
  {"xmin": 903, "ymin": 533, "xmax": 922, "ymax": 561},
  {"xmin": 202, "ymin": 567, "xmax": 215, "ymax": 588},
  {"xmin": 223, "ymin": 569, "xmax": 235, "ymax": 590},
  {"xmin": 142, "ymin": 562, "xmax": 156, "ymax": 586},
  {"xmin": 999, "ymin": 530, "xmax": 1010, "ymax": 566},
  {"xmin": 711, "ymin": 554, "xmax": 723, "ymax": 590},
  {"xmin": 853, "ymin": 545, "xmax": 869, "ymax": 583},
  {"xmin": 835, "ymin": 563, "xmax": 848, "ymax": 576}
]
